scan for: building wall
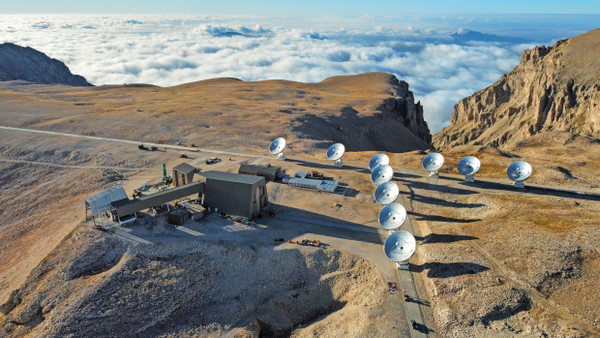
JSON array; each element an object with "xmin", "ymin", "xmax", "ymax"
[
  {"xmin": 203, "ymin": 178, "xmax": 267, "ymax": 218},
  {"xmin": 173, "ymin": 169, "xmax": 195, "ymax": 187}
]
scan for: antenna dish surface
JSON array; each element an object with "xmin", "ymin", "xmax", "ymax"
[
  {"xmin": 384, "ymin": 230, "xmax": 416, "ymax": 262},
  {"xmin": 422, "ymin": 152, "xmax": 444, "ymax": 172},
  {"xmin": 326, "ymin": 143, "xmax": 345, "ymax": 161},
  {"xmin": 369, "ymin": 154, "xmax": 389, "ymax": 171},
  {"xmin": 457, "ymin": 156, "xmax": 481, "ymax": 175},
  {"xmin": 507, "ymin": 161, "xmax": 532, "ymax": 182},
  {"xmin": 374, "ymin": 181, "xmax": 399, "ymax": 205},
  {"xmin": 269, "ymin": 137, "xmax": 286, "ymax": 155},
  {"xmin": 371, "ymin": 165, "xmax": 394, "ymax": 185},
  {"xmin": 378, "ymin": 203, "xmax": 407, "ymax": 230}
]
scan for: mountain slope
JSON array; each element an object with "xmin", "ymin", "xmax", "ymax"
[
  {"xmin": 434, "ymin": 28, "xmax": 600, "ymax": 149},
  {"xmin": 0, "ymin": 72, "xmax": 431, "ymax": 153},
  {"xmin": 0, "ymin": 43, "xmax": 91, "ymax": 86}
]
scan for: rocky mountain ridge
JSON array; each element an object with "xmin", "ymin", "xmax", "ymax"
[
  {"xmin": 377, "ymin": 76, "xmax": 432, "ymax": 145},
  {"xmin": 434, "ymin": 28, "xmax": 600, "ymax": 149},
  {"xmin": 0, "ymin": 43, "xmax": 91, "ymax": 86}
]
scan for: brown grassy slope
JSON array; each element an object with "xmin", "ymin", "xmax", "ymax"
[{"xmin": 0, "ymin": 72, "xmax": 432, "ymax": 154}]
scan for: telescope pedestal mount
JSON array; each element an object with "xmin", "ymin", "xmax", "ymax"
[{"xmin": 396, "ymin": 261, "xmax": 410, "ymax": 270}]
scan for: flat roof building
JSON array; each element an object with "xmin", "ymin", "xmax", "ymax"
[
  {"xmin": 200, "ymin": 171, "xmax": 268, "ymax": 218},
  {"xmin": 238, "ymin": 163, "xmax": 281, "ymax": 181}
]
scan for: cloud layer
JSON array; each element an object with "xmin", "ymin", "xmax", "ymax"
[{"xmin": 0, "ymin": 14, "xmax": 576, "ymax": 132}]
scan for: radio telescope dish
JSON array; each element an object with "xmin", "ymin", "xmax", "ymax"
[
  {"xmin": 326, "ymin": 143, "xmax": 345, "ymax": 167},
  {"xmin": 371, "ymin": 165, "xmax": 394, "ymax": 185},
  {"xmin": 369, "ymin": 154, "xmax": 389, "ymax": 172},
  {"xmin": 507, "ymin": 161, "xmax": 532, "ymax": 188},
  {"xmin": 269, "ymin": 137, "xmax": 287, "ymax": 160},
  {"xmin": 378, "ymin": 203, "xmax": 407, "ymax": 231},
  {"xmin": 384, "ymin": 230, "xmax": 416, "ymax": 263},
  {"xmin": 457, "ymin": 156, "xmax": 481, "ymax": 182},
  {"xmin": 422, "ymin": 152, "xmax": 444, "ymax": 176},
  {"xmin": 374, "ymin": 181, "xmax": 399, "ymax": 205}
]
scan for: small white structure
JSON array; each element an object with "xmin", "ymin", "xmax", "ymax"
[
  {"xmin": 378, "ymin": 203, "xmax": 407, "ymax": 231},
  {"xmin": 283, "ymin": 177, "xmax": 339, "ymax": 193},
  {"xmin": 457, "ymin": 156, "xmax": 481, "ymax": 182},
  {"xmin": 326, "ymin": 143, "xmax": 345, "ymax": 167},
  {"xmin": 369, "ymin": 153, "xmax": 389, "ymax": 172},
  {"xmin": 269, "ymin": 137, "xmax": 287, "ymax": 160},
  {"xmin": 384, "ymin": 230, "xmax": 416, "ymax": 270},
  {"xmin": 422, "ymin": 152, "xmax": 444, "ymax": 177},
  {"xmin": 374, "ymin": 181, "xmax": 399, "ymax": 205},
  {"xmin": 371, "ymin": 164, "xmax": 394, "ymax": 185},
  {"xmin": 507, "ymin": 161, "xmax": 532, "ymax": 188}
]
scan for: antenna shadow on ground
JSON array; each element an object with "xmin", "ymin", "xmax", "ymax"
[
  {"xmin": 407, "ymin": 211, "xmax": 481, "ymax": 224},
  {"xmin": 399, "ymin": 180, "xmax": 479, "ymax": 195},
  {"xmin": 415, "ymin": 233, "xmax": 478, "ymax": 244},
  {"xmin": 285, "ymin": 158, "xmax": 370, "ymax": 174},
  {"xmin": 410, "ymin": 262, "xmax": 489, "ymax": 278},
  {"xmin": 460, "ymin": 180, "xmax": 600, "ymax": 201},
  {"xmin": 402, "ymin": 191, "xmax": 486, "ymax": 209}
]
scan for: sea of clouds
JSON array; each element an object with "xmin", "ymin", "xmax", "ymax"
[{"xmin": 0, "ymin": 14, "xmax": 595, "ymax": 132}]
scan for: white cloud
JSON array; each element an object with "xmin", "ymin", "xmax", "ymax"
[{"xmin": 0, "ymin": 14, "xmax": 554, "ymax": 133}]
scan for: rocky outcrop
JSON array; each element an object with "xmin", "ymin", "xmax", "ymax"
[
  {"xmin": 377, "ymin": 76, "xmax": 432, "ymax": 145},
  {"xmin": 434, "ymin": 28, "xmax": 600, "ymax": 149},
  {"xmin": 0, "ymin": 43, "xmax": 91, "ymax": 86}
]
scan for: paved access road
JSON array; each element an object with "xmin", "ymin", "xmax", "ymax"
[{"xmin": 0, "ymin": 125, "xmax": 265, "ymax": 158}]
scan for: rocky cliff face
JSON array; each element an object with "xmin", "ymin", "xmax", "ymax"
[
  {"xmin": 434, "ymin": 28, "xmax": 600, "ymax": 149},
  {"xmin": 377, "ymin": 76, "xmax": 432, "ymax": 145},
  {"xmin": 0, "ymin": 43, "xmax": 91, "ymax": 86}
]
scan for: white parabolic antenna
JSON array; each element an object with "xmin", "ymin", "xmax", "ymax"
[
  {"xmin": 422, "ymin": 152, "xmax": 444, "ymax": 174},
  {"xmin": 374, "ymin": 181, "xmax": 399, "ymax": 205},
  {"xmin": 384, "ymin": 230, "xmax": 416, "ymax": 262},
  {"xmin": 327, "ymin": 143, "xmax": 345, "ymax": 166},
  {"xmin": 378, "ymin": 203, "xmax": 407, "ymax": 230},
  {"xmin": 457, "ymin": 156, "xmax": 481, "ymax": 175},
  {"xmin": 369, "ymin": 153, "xmax": 389, "ymax": 172},
  {"xmin": 507, "ymin": 161, "xmax": 532, "ymax": 182},
  {"xmin": 371, "ymin": 164, "xmax": 394, "ymax": 185},
  {"xmin": 269, "ymin": 137, "xmax": 287, "ymax": 160}
]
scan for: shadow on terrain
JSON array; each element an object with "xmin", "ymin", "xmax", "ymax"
[
  {"xmin": 411, "ymin": 320, "xmax": 435, "ymax": 334},
  {"xmin": 405, "ymin": 296, "xmax": 431, "ymax": 307},
  {"xmin": 410, "ymin": 262, "xmax": 490, "ymax": 278},
  {"xmin": 398, "ymin": 179, "xmax": 479, "ymax": 196},
  {"xmin": 393, "ymin": 171, "xmax": 422, "ymax": 179},
  {"xmin": 286, "ymin": 158, "xmax": 370, "ymax": 174},
  {"xmin": 266, "ymin": 203, "xmax": 384, "ymax": 246},
  {"xmin": 458, "ymin": 179, "xmax": 600, "ymax": 201},
  {"xmin": 291, "ymin": 106, "xmax": 432, "ymax": 153},
  {"xmin": 415, "ymin": 233, "xmax": 478, "ymax": 244},
  {"xmin": 402, "ymin": 191, "xmax": 486, "ymax": 208},
  {"xmin": 407, "ymin": 211, "xmax": 481, "ymax": 224}
]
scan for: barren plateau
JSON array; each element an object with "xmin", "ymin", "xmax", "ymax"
[{"xmin": 0, "ymin": 71, "xmax": 599, "ymax": 337}]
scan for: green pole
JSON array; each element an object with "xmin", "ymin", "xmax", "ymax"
[{"xmin": 162, "ymin": 163, "xmax": 167, "ymax": 177}]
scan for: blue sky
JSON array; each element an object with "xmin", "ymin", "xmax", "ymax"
[{"xmin": 2, "ymin": 0, "xmax": 600, "ymax": 15}]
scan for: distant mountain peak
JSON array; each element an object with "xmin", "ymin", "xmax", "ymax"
[
  {"xmin": 451, "ymin": 29, "xmax": 528, "ymax": 43},
  {"xmin": 0, "ymin": 43, "xmax": 91, "ymax": 86}
]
